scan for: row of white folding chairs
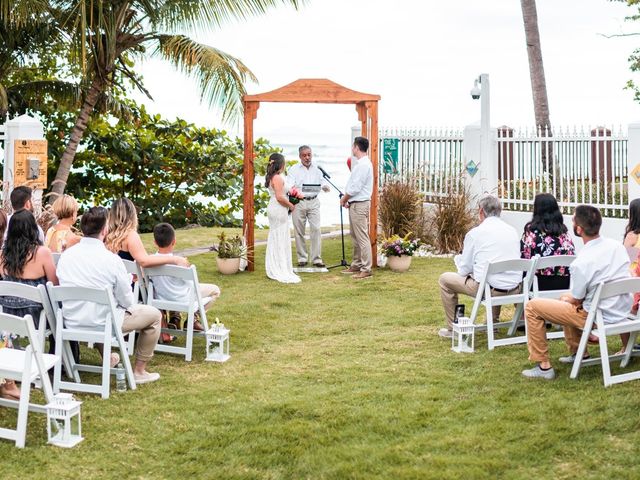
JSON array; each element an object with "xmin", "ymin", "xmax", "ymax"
[
  {"xmin": 54, "ymin": 253, "xmax": 212, "ymax": 362},
  {"xmin": 468, "ymin": 255, "xmax": 576, "ymax": 350}
]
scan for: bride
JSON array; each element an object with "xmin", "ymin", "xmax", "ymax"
[{"xmin": 265, "ymin": 153, "xmax": 301, "ymax": 283}]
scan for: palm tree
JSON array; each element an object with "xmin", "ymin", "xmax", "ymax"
[
  {"xmin": 0, "ymin": 14, "xmax": 81, "ymax": 119},
  {"xmin": 45, "ymin": 0, "xmax": 303, "ymax": 200},
  {"xmin": 520, "ymin": 0, "xmax": 553, "ymax": 175}
]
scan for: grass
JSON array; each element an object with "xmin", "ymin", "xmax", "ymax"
[
  {"xmin": 139, "ymin": 225, "xmax": 340, "ymax": 253},
  {"xmin": 2, "ymin": 236, "xmax": 640, "ymax": 479}
]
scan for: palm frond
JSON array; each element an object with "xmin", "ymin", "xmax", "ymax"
[
  {"xmin": 0, "ymin": 0, "xmax": 49, "ymax": 26},
  {"xmin": 154, "ymin": 34, "xmax": 257, "ymax": 123},
  {"xmin": 154, "ymin": 0, "xmax": 305, "ymax": 33},
  {"xmin": 7, "ymin": 79, "xmax": 81, "ymax": 111}
]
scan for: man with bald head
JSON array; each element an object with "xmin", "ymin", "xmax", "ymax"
[{"xmin": 288, "ymin": 145, "xmax": 329, "ymax": 268}]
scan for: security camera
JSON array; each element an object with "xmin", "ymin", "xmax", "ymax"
[{"xmin": 470, "ymin": 79, "xmax": 481, "ymax": 100}]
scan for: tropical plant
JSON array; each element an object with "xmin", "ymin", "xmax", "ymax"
[
  {"xmin": 39, "ymin": 0, "xmax": 303, "ymax": 201},
  {"xmin": 378, "ymin": 178, "xmax": 424, "ymax": 239},
  {"xmin": 212, "ymin": 231, "xmax": 247, "ymax": 259},
  {"xmin": 430, "ymin": 182, "xmax": 475, "ymax": 254}
]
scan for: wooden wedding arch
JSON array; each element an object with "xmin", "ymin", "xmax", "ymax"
[{"xmin": 242, "ymin": 78, "xmax": 381, "ymax": 271}]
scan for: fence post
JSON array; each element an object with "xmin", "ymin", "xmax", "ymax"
[
  {"xmin": 463, "ymin": 123, "xmax": 498, "ymax": 203},
  {"xmin": 628, "ymin": 123, "xmax": 640, "ymax": 202},
  {"xmin": 591, "ymin": 126, "xmax": 612, "ymax": 185}
]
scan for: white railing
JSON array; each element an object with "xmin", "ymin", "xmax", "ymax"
[
  {"xmin": 497, "ymin": 125, "xmax": 628, "ymax": 217},
  {"xmin": 379, "ymin": 127, "xmax": 465, "ymax": 198}
]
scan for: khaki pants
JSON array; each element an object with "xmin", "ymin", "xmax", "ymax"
[
  {"xmin": 525, "ymin": 298, "xmax": 588, "ymax": 363},
  {"xmin": 292, "ymin": 198, "xmax": 322, "ymax": 264},
  {"xmin": 122, "ymin": 304, "xmax": 162, "ymax": 363},
  {"xmin": 348, "ymin": 200, "xmax": 372, "ymax": 273},
  {"xmin": 438, "ymin": 272, "xmax": 515, "ymax": 329},
  {"xmin": 199, "ymin": 283, "xmax": 221, "ymax": 311}
]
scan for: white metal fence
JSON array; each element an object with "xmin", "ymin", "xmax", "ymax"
[
  {"xmin": 497, "ymin": 125, "xmax": 628, "ymax": 217},
  {"xmin": 379, "ymin": 127, "xmax": 464, "ymax": 198},
  {"xmin": 380, "ymin": 125, "xmax": 629, "ymax": 218}
]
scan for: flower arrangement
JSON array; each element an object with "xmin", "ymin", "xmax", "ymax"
[
  {"xmin": 288, "ymin": 186, "xmax": 303, "ymax": 205},
  {"xmin": 380, "ymin": 234, "xmax": 422, "ymax": 257},
  {"xmin": 211, "ymin": 232, "xmax": 247, "ymax": 259}
]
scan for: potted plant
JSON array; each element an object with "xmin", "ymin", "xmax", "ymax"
[
  {"xmin": 380, "ymin": 234, "xmax": 422, "ymax": 272},
  {"xmin": 211, "ymin": 232, "xmax": 247, "ymax": 274}
]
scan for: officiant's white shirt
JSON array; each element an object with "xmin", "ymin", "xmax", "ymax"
[{"xmin": 288, "ymin": 163, "xmax": 327, "ymax": 194}]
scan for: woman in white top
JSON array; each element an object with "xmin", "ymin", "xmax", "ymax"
[{"xmin": 264, "ymin": 153, "xmax": 301, "ymax": 283}]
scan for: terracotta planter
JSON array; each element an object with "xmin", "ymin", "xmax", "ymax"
[
  {"xmin": 216, "ymin": 257, "xmax": 241, "ymax": 275},
  {"xmin": 386, "ymin": 254, "xmax": 412, "ymax": 272}
]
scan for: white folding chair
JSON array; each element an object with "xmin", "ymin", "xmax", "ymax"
[
  {"xmin": 570, "ymin": 278, "xmax": 640, "ymax": 387},
  {"xmin": 120, "ymin": 259, "xmax": 148, "ymax": 354},
  {"xmin": 51, "ymin": 252, "xmax": 61, "ymax": 267},
  {"xmin": 144, "ymin": 265, "xmax": 211, "ymax": 362},
  {"xmin": 0, "ymin": 312, "xmax": 59, "ymax": 448},
  {"xmin": 0, "ymin": 281, "xmax": 74, "ymax": 379},
  {"xmin": 47, "ymin": 284, "xmax": 137, "ymax": 399},
  {"xmin": 529, "ymin": 255, "xmax": 577, "ymax": 341},
  {"xmin": 469, "ymin": 258, "xmax": 536, "ymax": 350}
]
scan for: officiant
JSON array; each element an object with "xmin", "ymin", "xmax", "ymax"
[{"xmin": 289, "ymin": 145, "xmax": 330, "ymax": 268}]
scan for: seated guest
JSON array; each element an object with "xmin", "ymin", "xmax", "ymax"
[
  {"xmin": 152, "ymin": 223, "xmax": 220, "ymax": 331},
  {"xmin": 6, "ymin": 186, "xmax": 44, "ymax": 243},
  {"xmin": 0, "ymin": 210, "xmax": 58, "ymax": 327},
  {"xmin": 0, "ymin": 210, "xmax": 58, "ymax": 400},
  {"xmin": 623, "ymin": 199, "xmax": 640, "ymax": 273},
  {"xmin": 45, "ymin": 194, "xmax": 81, "ymax": 252},
  {"xmin": 522, "ymin": 205, "xmax": 631, "ymax": 380},
  {"xmin": 438, "ymin": 195, "xmax": 521, "ymax": 338},
  {"xmin": 57, "ymin": 207, "xmax": 163, "ymax": 384},
  {"xmin": 105, "ymin": 198, "xmax": 188, "ymax": 269},
  {"xmin": 521, "ymin": 193, "xmax": 575, "ymax": 291}
]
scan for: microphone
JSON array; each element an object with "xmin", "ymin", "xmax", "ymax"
[{"xmin": 318, "ymin": 165, "xmax": 331, "ymax": 179}]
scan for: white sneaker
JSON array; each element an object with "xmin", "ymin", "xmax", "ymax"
[
  {"xmin": 134, "ymin": 371, "xmax": 160, "ymax": 384},
  {"xmin": 438, "ymin": 328, "xmax": 453, "ymax": 338},
  {"xmin": 521, "ymin": 365, "xmax": 556, "ymax": 380},
  {"xmin": 559, "ymin": 353, "xmax": 590, "ymax": 364}
]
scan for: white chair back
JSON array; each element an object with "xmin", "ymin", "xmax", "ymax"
[
  {"xmin": 144, "ymin": 264, "xmax": 209, "ymax": 362},
  {"xmin": 530, "ymin": 255, "xmax": 576, "ymax": 299},
  {"xmin": 570, "ymin": 277, "xmax": 640, "ymax": 387},
  {"xmin": 0, "ymin": 312, "xmax": 59, "ymax": 448},
  {"xmin": 46, "ymin": 283, "xmax": 136, "ymax": 398}
]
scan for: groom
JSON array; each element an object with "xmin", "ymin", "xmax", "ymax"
[{"xmin": 340, "ymin": 136, "xmax": 374, "ymax": 280}]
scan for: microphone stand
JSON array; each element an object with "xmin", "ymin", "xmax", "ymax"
[{"xmin": 321, "ymin": 173, "xmax": 349, "ymax": 269}]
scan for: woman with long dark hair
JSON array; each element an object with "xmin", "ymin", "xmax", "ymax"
[
  {"xmin": 265, "ymin": 153, "xmax": 301, "ymax": 283},
  {"xmin": 0, "ymin": 210, "xmax": 58, "ymax": 400},
  {"xmin": 521, "ymin": 193, "xmax": 575, "ymax": 291},
  {"xmin": 623, "ymin": 199, "xmax": 640, "ymax": 273}
]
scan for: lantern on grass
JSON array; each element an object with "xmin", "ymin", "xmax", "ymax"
[
  {"xmin": 46, "ymin": 393, "xmax": 83, "ymax": 448},
  {"xmin": 205, "ymin": 320, "xmax": 230, "ymax": 362},
  {"xmin": 451, "ymin": 317, "xmax": 476, "ymax": 353}
]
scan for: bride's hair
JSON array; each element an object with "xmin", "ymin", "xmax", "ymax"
[{"xmin": 265, "ymin": 153, "xmax": 285, "ymax": 188}]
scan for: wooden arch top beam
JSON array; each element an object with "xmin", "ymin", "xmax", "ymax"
[{"xmin": 243, "ymin": 78, "xmax": 380, "ymax": 104}]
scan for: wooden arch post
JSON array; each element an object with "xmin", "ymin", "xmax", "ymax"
[{"xmin": 242, "ymin": 79, "xmax": 380, "ymax": 271}]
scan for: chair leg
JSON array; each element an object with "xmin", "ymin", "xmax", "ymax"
[
  {"xmin": 114, "ymin": 328, "xmax": 136, "ymax": 391},
  {"xmin": 185, "ymin": 310, "xmax": 194, "ymax": 362},
  {"xmin": 15, "ymin": 359, "xmax": 33, "ymax": 448},
  {"xmin": 100, "ymin": 341, "xmax": 111, "ymax": 400},
  {"xmin": 486, "ymin": 300, "xmax": 495, "ymax": 350},
  {"xmin": 570, "ymin": 329, "xmax": 591, "ymax": 379},
  {"xmin": 507, "ymin": 303, "xmax": 524, "ymax": 337},
  {"xmin": 621, "ymin": 331, "xmax": 638, "ymax": 368},
  {"xmin": 599, "ymin": 334, "xmax": 613, "ymax": 387}
]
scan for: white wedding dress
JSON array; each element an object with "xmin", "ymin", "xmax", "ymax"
[{"xmin": 265, "ymin": 174, "xmax": 301, "ymax": 283}]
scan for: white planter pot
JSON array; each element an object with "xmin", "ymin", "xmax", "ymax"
[
  {"xmin": 216, "ymin": 257, "xmax": 241, "ymax": 275},
  {"xmin": 386, "ymin": 255, "xmax": 412, "ymax": 273}
]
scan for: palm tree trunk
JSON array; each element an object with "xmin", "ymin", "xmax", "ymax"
[
  {"xmin": 521, "ymin": 0, "xmax": 554, "ymax": 179},
  {"xmin": 49, "ymin": 74, "xmax": 106, "ymax": 202}
]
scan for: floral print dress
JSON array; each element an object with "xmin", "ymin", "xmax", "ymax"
[{"xmin": 521, "ymin": 229, "xmax": 575, "ymax": 290}]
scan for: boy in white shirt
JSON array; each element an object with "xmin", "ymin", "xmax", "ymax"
[{"xmin": 152, "ymin": 223, "xmax": 221, "ymax": 331}]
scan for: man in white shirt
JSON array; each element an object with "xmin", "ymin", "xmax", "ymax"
[
  {"xmin": 522, "ymin": 205, "xmax": 631, "ymax": 380},
  {"xmin": 288, "ymin": 145, "xmax": 330, "ymax": 267},
  {"xmin": 438, "ymin": 195, "xmax": 521, "ymax": 338},
  {"xmin": 340, "ymin": 136, "xmax": 374, "ymax": 280},
  {"xmin": 57, "ymin": 206, "xmax": 163, "ymax": 384}
]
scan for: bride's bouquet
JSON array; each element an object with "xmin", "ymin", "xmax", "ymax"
[{"xmin": 287, "ymin": 187, "xmax": 304, "ymax": 214}]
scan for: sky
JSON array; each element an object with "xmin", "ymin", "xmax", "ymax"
[{"xmin": 133, "ymin": 0, "xmax": 640, "ymax": 145}]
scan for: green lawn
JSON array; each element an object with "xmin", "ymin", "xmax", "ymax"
[{"xmin": 2, "ymin": 236, "xmax": 640, "ymax": 479}]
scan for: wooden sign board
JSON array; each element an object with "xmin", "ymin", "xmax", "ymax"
[{"xmin": 13, "ymin": 139, "xmax": 48, "ymax": 189}]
